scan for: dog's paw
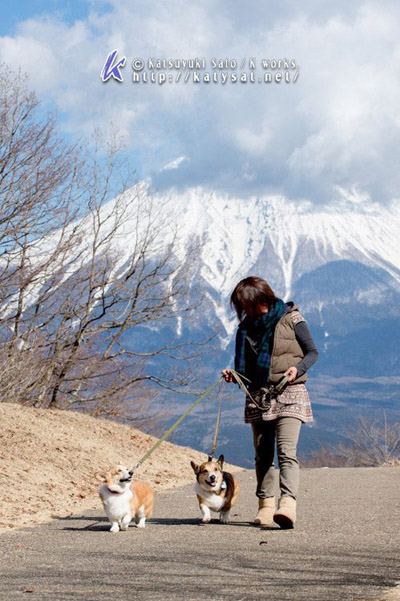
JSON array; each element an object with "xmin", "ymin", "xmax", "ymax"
[
  {"xmin": 201, "ymin": 517, "xmax": 211, "ymax": 523},
  {"xmin": 120, "ymin": 525, "xmax": 128, "ymax": 531},
  {"xmin": 220, "ymin": 511, "xmax": 230, "ymax": 524},
  {"xmin": 136, "ymin": 521, "xmax": 146, "ymax": 528},
  {"xmin": 110, "ymin": 524, "xmax": 119, "ymax": 533}
]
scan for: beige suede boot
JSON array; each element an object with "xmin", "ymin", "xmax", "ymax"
[
  {"xmin": 273, "ymin": 496, "xmax": 296, "ymax": 529},
  {"xmin": 254, "ymin": 497, "xmax": 276, "ymax": 526}
]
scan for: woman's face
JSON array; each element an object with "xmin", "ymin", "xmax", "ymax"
[{"xmin": 244, "ymin": 303, "xmax": 269, "ymax": 318}]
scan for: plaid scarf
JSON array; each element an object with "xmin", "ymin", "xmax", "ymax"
[{"xmin": 234, "ymin": 298, "xmax": 286, "ymax": 389}]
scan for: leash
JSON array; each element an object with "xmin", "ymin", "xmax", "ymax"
[
  {"xmin": 229, "ymin": 369, "xmax": 290, "ymax": 410},
  {"xmin": 229, "ymin": 369, "xmax": 252, "ymax": 394},
  {"xmin": 131, "ymin": 376, "xmax": 223, "ymax": 473},
  {"xmin": 229, "ymin": 368, "xmax": 289, "ymax": 392},
  {"xmin": 130, "ymin": 368, "xmax": 288, "ymax": 473},
  {"xmin": 207, "ymin": 381, "xmax": 224, "ymax": 460}
]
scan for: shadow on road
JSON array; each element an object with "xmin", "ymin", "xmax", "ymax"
[
  {"xmin": 53, "ymin": 513, "xmax": 268, "ymax": 531},
  {"xmin": 51, "ymin": 514, "xmax": 108, "ymax": 522}
]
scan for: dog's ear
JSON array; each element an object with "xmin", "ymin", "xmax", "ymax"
[
  {"xmin": 217, "ymin": 454, "xmax": 224, "ymax": 469},
  {"xmin": 94, "ymin": 472, "xmax": 106, "ymax": 482},
  {"xmin": 190, "ymin": 461, "xmax": 200, "ymax": 474}
]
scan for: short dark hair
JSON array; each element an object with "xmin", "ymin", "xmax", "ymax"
[{"xmin": 230, "ymin": 276, "xmax": 277, "ymax": 320}]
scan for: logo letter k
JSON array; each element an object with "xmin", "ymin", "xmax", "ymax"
[{"xmin": 100, "ymin": 50, "xmax": 126, "ymax": 82}]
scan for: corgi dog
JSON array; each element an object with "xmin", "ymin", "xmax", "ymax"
[
  {"xmin": 95, "ymin": 465, "xmax": 154, "ymax": 532},
  {"xmin": 190, "ymin": 455, "xmax": 240, "ymax": 524}
]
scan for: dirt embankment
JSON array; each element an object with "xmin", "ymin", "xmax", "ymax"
[{"xmin": 0, "ymin": 403, "xmax": 238, "ymax": 531}]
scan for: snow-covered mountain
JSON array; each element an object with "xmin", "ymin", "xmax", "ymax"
[
  {"xmin": 141, "ymin": 186, "xmax": 400, "ymax": 368},
  {"xmin": 83, "ymin": 181, "xmax": 400, "ymax": 394},
  {"xmin": 140, "ymin": 186, "xmax": 400, "ymax": 463},
  {"xmin": 150, "ymin": 187, "xmax": 400, "ymax": 338},
  {"xmin": 12, "ymin": 181, "xmax": 400, "ymax": 342},
  {"xmin": 167, "ymin": 187, "xmax": 400, "ymax": 294}
]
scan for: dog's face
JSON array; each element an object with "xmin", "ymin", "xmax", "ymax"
[
  {"xmin": 95, "ymin": 465, "xmax": 133, "ymax": 493},
  {"xmin": 191, "ymin": 455, "xmax": 224, "ymax": 491}
]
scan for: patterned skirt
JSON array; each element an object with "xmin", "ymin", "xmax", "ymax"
[{"xmin": 244, "ymin": 383, "xmax": 313, "ymax": 423}]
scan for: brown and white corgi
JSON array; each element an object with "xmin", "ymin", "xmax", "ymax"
[
  {"xmin": 95, "ymin": 465, "xmax": 154, "ymax": 532},
  {"xmin": 190, "ymin": 455, "xmax": 240, "ymax": 524}
]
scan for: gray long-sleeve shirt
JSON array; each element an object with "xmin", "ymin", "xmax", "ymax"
[{"xmin": 293, "ymin": 320, "xmax": 319, "ymax": 376}]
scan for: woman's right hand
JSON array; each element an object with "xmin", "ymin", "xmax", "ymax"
[{"xmin": 222, "ymin": 369, "xmax": 235, "ymax": 382}]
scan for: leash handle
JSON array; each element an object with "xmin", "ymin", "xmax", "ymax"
[
  {"xmin": 274, "ymin": 374, "xmax": 290, "ymax": 394},
  {"xmin": 229, "ymin": 369, "xmax": 253, "ymax": 396},
  {"xmin": 228, "ymin": 369, "xmax": 269, "ymax": 409}
]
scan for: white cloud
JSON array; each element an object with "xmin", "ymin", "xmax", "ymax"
[
  {"xmin": 0, "ymin": 32, "xmax": 60, "ymax": 92},
  {"xmin": 1, "ymin": 0, "xmax": 400, "ymax": 202},
  {"xmin": 161, "ymin": 156, "xmax": 189, "ymax": 171},
  {"xmin": 234, "ymin": 122, "xmax": 272, "ymax": 156}
]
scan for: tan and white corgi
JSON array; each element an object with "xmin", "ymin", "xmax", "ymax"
[
  {"xmin": 190, "ymin": 455, "xmax": 240, "ymax": 524},
  {"xmin": 95, "ymin": 465, "xmax": 154, "ymax": 532}
]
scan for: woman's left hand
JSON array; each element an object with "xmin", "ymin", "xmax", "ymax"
[{"xmin": 284, "ymin": 366, "xmax": 298, "ymax": 382}]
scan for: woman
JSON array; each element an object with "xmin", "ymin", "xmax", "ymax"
[{"xmin": 222, "ymin": 276, "xmax": 318, "ymax": 529}]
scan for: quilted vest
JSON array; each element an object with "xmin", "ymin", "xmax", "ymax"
[{"xmin": 268, "ymin": 302, "xmax": 307, "ymax": 384}]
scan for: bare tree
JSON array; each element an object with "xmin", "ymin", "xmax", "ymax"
[
  {"xmin": 0, "ymin": 66, "xmax": 203, "ymax": 418},
  {"xmin": 0, "ymin": 66, "xmax": 82, "ymax": 338},
  {"xmin": 0, "ymin": 65, "xmax": 84, "ymax": 403},
  {"xmin": 337, "ymin": 413, "xmax": 400, "ymax": 467},
  {"xmin": 35, "ymin": 177, "xmax": 199, "ymax": 411},
  {"xmin": 303, "ymin": 413, "xmax": 400, "ymax": 467}
]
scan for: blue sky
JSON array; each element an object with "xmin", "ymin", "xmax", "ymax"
[
  {"xmin": 0, "ymin": 0, "xmax": 91, "ymax": 35},
  {"xmin": 1, "ymin": 0, "xmax": 400, "ymax": 205}
]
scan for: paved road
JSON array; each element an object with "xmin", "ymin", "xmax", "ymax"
[{"xmin": 0, "ymin": 467, "xmax": 399, "ymax": 601}]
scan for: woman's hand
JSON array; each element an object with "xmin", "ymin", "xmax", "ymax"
[
  {"xmin": 284, "ymin": 366, "xmax": 298, "ymax": 382},
  {"xmin": 222, "ymin": 369, "xmax": 235, "ymax": 383}
]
